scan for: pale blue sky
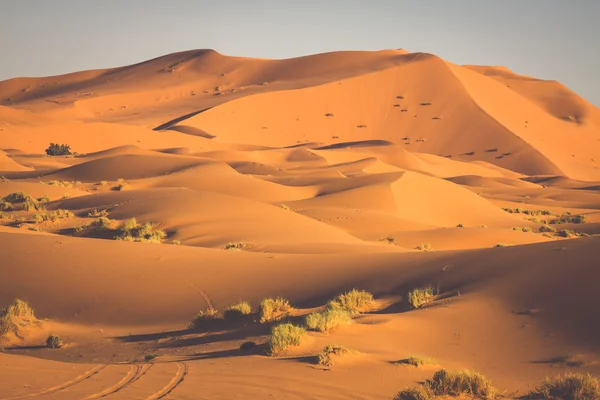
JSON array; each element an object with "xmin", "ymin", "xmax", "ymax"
[{"xmin": 0, "ymin": 0, "xmax": 598, "ymax": 105}]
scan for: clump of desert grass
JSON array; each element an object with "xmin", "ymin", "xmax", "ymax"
[
  {"xmin": 529, "ymin": 372, "xmax": 600, "ymax": 400},
  {"xmin": 224, "ymin": 241, "xmax": 249, "ymax": 251},
  {"xmin": 415, "ymin": 243, "xmax": 432, "ymax": 251},
  {"xmin": 0, "ymin": 299, "xmax": 37, "ymax": 337},
  {"xmin": 190, "ymin": 307, "xmax": 220, "ymax": 328},
  {"xmin": 224, "ymin": 301, "xmax": 253, "ymax": 320},
  {"xmin": 2, "ymin": 192, "xmax": 28, "ymax": 203},
  {"xmin": 41, "ymin": 180, "xmax": 73, "ymax": 188},
  {"xmin": 305, "ymin": 308, "xmax": 352, "ymax": 332},
  {"xmin": 539, "ymin": 224, "xmax": 557, "ymax": 233},
  {"xmin": 380, "ymin": 236, "xmax": 396, "ymax": 245},
  {"xmin": 397, "ymin": 354, "xmax": 437, "ymax": 367},
  {"xmin": 87, "ymin": 209, "xmax": 109, "ymax": 218},
  {"xmin": 408, "ymin": 286, "xmax": 435, "ymax": 309},
  {"xmin": 395, "ymin": 369, "xmax": 497, "ymax": 400},
  {"xmin": 551, "ymin": 214, "xmax": 587, "ymax": 224},
  {"xmin": 114, "ymin": 218, "xmax": 166, "ymax": 243},
  {"xmin": 259, "ymin": 297, "xmax": 292, "ymax": 323},
  {"xmin": 317, "ymin": 344, "xmax": 350, "ymax": 366},
  {"xmin": 267, "ymin": 323, "xmax": 305, "ymax": 356},
  {"xmin": 326, "ymin": 289, "xmax": 373, "ymax": 314},
  {"xmin": 558, "ymin": 229, "xmax": 589, "ymax": 238},
  {"xmin": 46, "ymin": 334, "xmax": 63, "ymax": 349}
]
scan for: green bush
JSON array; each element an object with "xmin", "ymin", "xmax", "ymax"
[
  {"xmin": 45, "ymin": 143, "xmax": 72, "ymax": 156},
  {"xmin": 530, "ymin": 373, "xmax": 600, "ymax": 400},
  {"xmin": 305, "ymin": 308, "xmax": 352, "ymax": 332},
  {"xmin": 408, "ymin": 286, "xmax": 435, "ymax": 309},
  {"xmin": 259, "ymin": 297, "xmax": 292, "ymax": 323},
  {"xmin": 2, "ymin": 192, "xmax": 27, "ymax": 203},
  {"xmin": 551, "ymin": 215, "xmax": 587, "ymax": 224},
  {"xmin": 267, "ymin": 323, "xmax": 305, "ymax": 356},
  {"xmin": 326, "ymin": 289, "xmax": 373, "ymax": 314},
  {"xmin": 317, "ymin": 344, "xmax": 350, "ymax": 366}
]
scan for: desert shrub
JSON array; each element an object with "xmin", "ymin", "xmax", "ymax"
[
  {"xmin": 115, "ymin": 182, "xmax": 128, "ymax": 191},
  {"xmin": 190, "ymin": 307, "xmax": 220, "ymax": 328},
  {"xmin": 0, "ymin": 200, "xmax": 13, "ymax": 211},
  {"xmin": 94, "ymin": 216, "xmax": 114, "ymax": 229},
  {"xmin": 415, "ymin": 243, "xmax": 432, "ymax": 251},
  {"xmin": 0, "ymin": 299, "xmax": 36, "ymax": 336},
  {"xmin": 42, "ymin": 180, "xmax": 73, "ymax": 188},
  {"xmin": 37, "ymin": 195, "xmax": 50, "ymax": 203},
  {"xmin": 100, "ymin": 180, "xmax": 108, "ymax": 186},
  {"xmin": 539, "ymin": 225, "xmax": 557, "ymax": 233},
  {"xmin": 380, "ymin": 236, "xmax": 396, "ymax": 245},
  {"xmin": 87, "ymin": 209, "xmax": 108, "ymax": 218},
  {"xmin": 45, "ymin": 143, "xmax": 72, "ymax": 156},
  {"xmin": 495, "ymin": 243, "xmax": 510, "ymax": 247},
  {"xmin": 267, "ymin": 323, "xmax": 305, "ymax": 356},
  {"xmin": 305, "ymin": 308, "xmax": 352, "ymax": 332},
  {"xmin": 28, "ymin": 226, "xmax": 43, "ymax": 232},
  {"xmin": 224, "ymin": 301, "xmax": 252, "ymax": 320},
  {"xmin": 326, "ymin": 289, "xmax": 373, "ymax": 314},
  {"xmin": 551, "ymin": 215, "xmax": 587, "ymax": 224},
  {"xmin": 172, "ymin": 240, "xmax": 181, "ymax": 245},
  {"xmin": 513, "ymin": 227, "xmax": 533, "ymax": 232},
  {"xmin": 259, "ymin": 297, "xmax": 292, "ymax": 323},
  {"xmin": 24, "ymin": 197, "xmax": 44, "ymax": 212},
  {"xmin": 530, "ymin": 372, "xmax": 600, "ymax": 400},
  {"xmin": 502, "ymin": 207, "xmax": 515, "ymax": 213},
  {"xmin": 558, "ymin": 229, "xmax": 589, "ymax": 238},
  {"xmin": 115, "ymin": 219, "xmax": 166, "ymax": 243},
  {"xmin": 408, "ymin": 286, "xmax": 435, "ymax": 309},
  {"xmin": 34, "ymin": 213, "xmax": 50, "ymax": 223},
  {"xmin": 280, "ymin": 204, "xmax": 292, "ymax": 211},
  {"xmin": 224, "ymin": 241, "xmax": 248, "ymax": 251},
  {"xmin": 2, "ymin": 192, "xmax": 28, "ymax": 203},
  {"xmin": 51, "ymin": 209, "xmax": 75, "ymax": 220},
  {"xmin": 398, "ymin": 355, "xmax": 437, "ymax": 367},
  {"xmin": 426, "ymin": 369, "xmax": 496, "ymax": 399},
  {"xmin": 0, "ymin": 212, "xmax": 12, "ymax": 220},
  {"xmin": 46, "ymin": 334, "xmax": 63, "ymax": 349},
  {"xmin": 317, "ymin": 344, "xmax": 350, "ymax": 366},
  {"xmin": 394, "ymin": 387, "xmax": 433, "ymax": 400}
]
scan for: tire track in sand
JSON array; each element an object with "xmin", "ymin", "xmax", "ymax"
[
  {"xmin": 82, "ymin": 363, "xmax": 153, "ymax": 399},
  {"xmin": 143, "ymin": 362, "xmax": 188, "ymax": 400},
  {"xmin": 1, "ymin": 364, "xmax": 107, "ymax": 400}
]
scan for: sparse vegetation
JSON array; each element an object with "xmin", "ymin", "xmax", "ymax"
[
  {"xmin": 551, "ymin": 214, "xmax": 587, "ymax": 224},
  {"xmin": 317, "ymin": 344, "xmax": 350, "ymax": 366},
  {"xmin": 415, "ymin": 243, "xmax": 432, "ymax": 251},
  {"xmin": 539, "ymin": 225, "xmax": 557, "ymax": 233},
  {"xmin": 397, "ymin": 355, "xmax": 437, "ymax": 367},
  {"xmin": 87, "ymin": 209, "xmax": 108, "ymax": 218},
  {"xmin": 37, "ymin": 195, "xmax": 50, "ymax": 203},
  {"xmin": 2, "ymin": 192, "xmax": 27, "ymax": 203},
  {"xmin": 513, "ymin": 226, "xmax": 533, "ymax": 232},
  {"xmin": 380, "ymin": 236, "xmax": 396, "ymax": 245},
  {"xmin": 558, "ymin": 229, "xmax": 589, "ymax": 238},
  {"xmin": 397, "ymin": 369, "xmax": 497, "ymax": 400},
  {"xmin": 46, "ymin": 334, "xmax": 63, "ymax": 349},
  {"xmin": 495, "ymin": 243, "xmax": 511, "ymax": 248},
  {"xmin": 0, "ymin": 299, "xmax": 36, "ymax": 337},
  {"xmin": 41, "ymin": 180, "xmax": 73, "ymax": 188},
  {"xmin": 115, "ymin": 219, "xmax": 166, "ymax": 243},
  {"xmin": 172, "ymin": 240, "xmax": 181, "ymax": 245},
  {"xmin": 224, "ymin": 301, "xmax": 253, "ymax": 320},
  {"xmin": 267, "ymin": 323, "xmax": 305, "ymax": 356},
  {"xmin": 408, "ymin": 286, "xmax": 435, "ymax": 309},
  {"xmin": 0, "ymin": 200, "xmax": 13, "ymax": 211},
  {"xmin": 224, "ymin": 241, "xmax": 248, "ymax": 251},
  {"xmin": 259, "ymin": 297, "xmax": 292, "ymax": 323},
  {"xmin": 190, "ymin": 307, "xmax": 220, "ymax": 328},
  {"xmin": 326, "ymin": 289, "xmax": 373, "ymax": 314},
  {"xmin": 45, "ymin": 143, "xmax": 72, "ymax": 156},
  {"xmin": 529, "ymin": 373, "xmax": 600, "ymax": 400},
  {"xmin": 305, "ymin": 308, "xmax": 352, "ymax": 332}
]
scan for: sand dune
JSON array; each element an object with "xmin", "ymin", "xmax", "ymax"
[{"xmin": 1, "ymin": 48, "xmax": 600, "ymax": 399}]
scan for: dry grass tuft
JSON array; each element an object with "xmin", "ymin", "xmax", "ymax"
[
  {"xmin": 267, "ymin": 323, "xmax": 305, "ymax": 356},
  {"xmin": 259, "ymin": 297, "xmax": 292, "ymax": 323},
  {"xmin": 530, "ymin": 373, "xmax": 600, "ymax": 400},
  {"xmin": 317, "ymin": 344, "xmax": 350, "ymax": 366},
  {"xmin": 326, "ymin": 289, "xmax": 373, "ymax": 314},
  {"xmin": 408, "ymin": 286, "xmax": 435, "ymax": 309},
  {"xmin": 306, "ymin": 308, "xmax": 352, "ymax": 332}
]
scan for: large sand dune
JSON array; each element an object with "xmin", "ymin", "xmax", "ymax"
[{"xmin": 1, "ymin": 48, "xmax": 600, "ymax": 399}]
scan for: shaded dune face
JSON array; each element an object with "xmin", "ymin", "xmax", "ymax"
[{"xmin": 1, "ymin": 49, "xmax": 600, "ymax": 399}]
